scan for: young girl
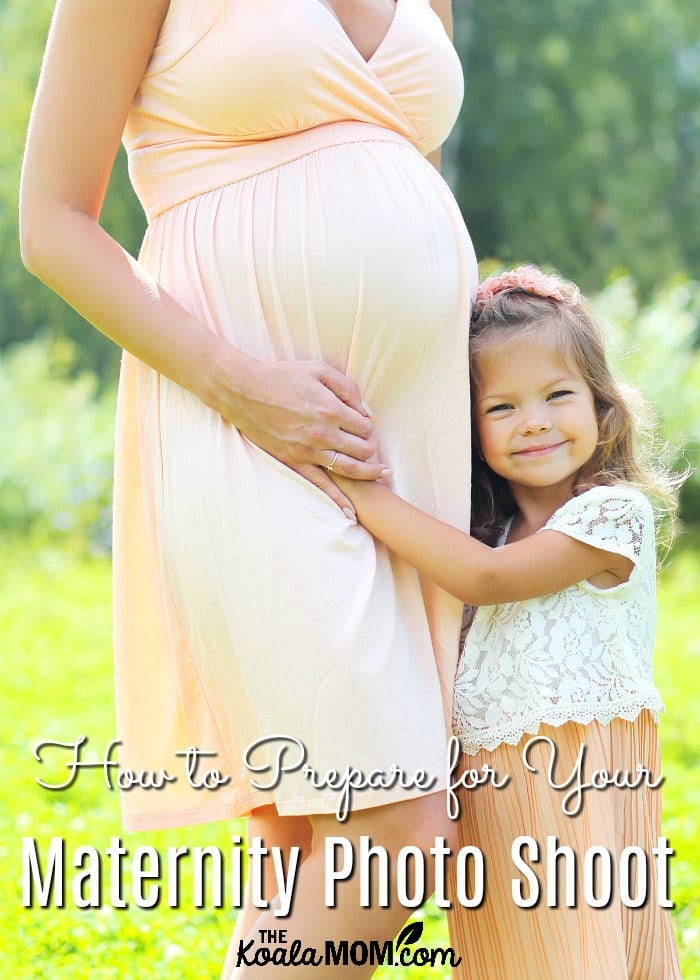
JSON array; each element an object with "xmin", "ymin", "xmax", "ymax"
[{"xmin": 334, "ymin": 265, "xmax": 682, "ymax": 979}]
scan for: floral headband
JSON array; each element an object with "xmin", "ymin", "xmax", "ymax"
[{"xmin": 475, "ymin": 265, "xmax": 581, "ymax": 306}]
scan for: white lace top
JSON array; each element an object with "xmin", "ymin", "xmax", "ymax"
[{"xmin": 452, "ymin": 486, "xmax": 664, "ymax": 755}]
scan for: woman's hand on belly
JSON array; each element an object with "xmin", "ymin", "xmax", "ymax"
[{"xmin": 215, "ymin": 350, "xmax": 389, "ymax": 517}]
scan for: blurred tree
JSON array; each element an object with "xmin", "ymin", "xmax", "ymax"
[
  {"xmin": 598, "ymin": 275, "xmax": 700, "ymax": 510},
  {"xmin": 452, "ymin": 0, "xmax": 700, "ymax": 295}
]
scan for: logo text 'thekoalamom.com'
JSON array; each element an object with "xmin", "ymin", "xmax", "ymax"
[{"xmin": 235, "ymin": 922, "xmax": 462, "ymax": 969}]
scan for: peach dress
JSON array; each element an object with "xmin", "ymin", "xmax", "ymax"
[{"xmin": 114, "ymin": 0, "xmax": 476, "ymax": 831}]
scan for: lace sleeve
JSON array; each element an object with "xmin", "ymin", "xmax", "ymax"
[{"xmin": 539, "ymin": 486, "xmax": 654, "ymax": 567}]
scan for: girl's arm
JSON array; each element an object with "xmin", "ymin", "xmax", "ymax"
[
  {"xmin": 19, "ymin": 0, "xmax": 384, "ymax": 515},
  {"xmin": 337, "ymin": 479, "xmax": 633, "ymax": 605}
]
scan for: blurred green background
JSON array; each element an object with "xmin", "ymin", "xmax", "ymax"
[{"xmin": 1, "ymin": 0, "xmax": 698, "ymax": 976}]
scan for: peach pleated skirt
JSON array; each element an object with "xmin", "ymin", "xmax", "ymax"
[{"xmin": 447, "ymin": 712, "xmax": 681, "ymax": 979}]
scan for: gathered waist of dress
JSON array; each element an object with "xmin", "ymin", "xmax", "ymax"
[{"xmin": 128, "ymin": 121, "xmax": 418, "ymax": 221}]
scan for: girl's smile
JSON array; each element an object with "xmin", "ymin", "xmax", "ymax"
[
  {"xmin": 475, "ymin": 336, "xmax": 599, "ymax": 497},
  {"xmin": 511, "ymin": 440, "xmax": 568, "ymax": 458}
]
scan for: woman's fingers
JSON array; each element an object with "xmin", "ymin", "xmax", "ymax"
[
  {"xmin": 295, "ymin": 463, "xmax": 358, "ymax": 521},
  {"xmin": 317, "ymin": 363, "xmax": 372, "ymax": 421},
  {"xmin": 321, "ymin": 449, "xmax": 390, "ymax": 482},
  {"xmin": 312, "ymin": 424, "xmax": 379, "ymax": 464},
  {"xmin": 228, "ymin": 357, "xmax": 390, "ymax": 481},
  {"xmin": 306, "ymin": 365, "xmax": 388, "ymax": 470},
  {"xmin": 317, "ymin": 391, "xmax": 373, "ymax": 441}
]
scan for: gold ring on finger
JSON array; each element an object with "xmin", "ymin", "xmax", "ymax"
[{"xmin": 326, "ymin": 451, "xmax": 340, "ymax": 473}]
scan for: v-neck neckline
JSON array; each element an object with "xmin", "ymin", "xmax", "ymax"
[{"xmin": 316, "ymin": 0, "xmax": 401, "ymax": 66}]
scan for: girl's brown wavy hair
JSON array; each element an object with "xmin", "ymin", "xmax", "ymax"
[{"xmin": 469, "ymin": 271, "xmax": 683, "ymax": 555}]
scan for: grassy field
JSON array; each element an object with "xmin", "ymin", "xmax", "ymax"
[{"xmin": 1, "ymin": 534, "xmax": 698, "ymax": 978}]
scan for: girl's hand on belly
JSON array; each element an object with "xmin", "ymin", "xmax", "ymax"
[{"xmin": 220, "ymin": 353, "xmax": 388, "ymax": 517}]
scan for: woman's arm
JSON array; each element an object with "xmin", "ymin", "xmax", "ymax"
[
  {"xmin": 19, "ymin": 0, "xmax": 385, "ymax": 515},
  {"xmin": 335, "ymin": 479, "xmax": 633, "ymax": 604},
  {"xmin": 429, "ymin": 0, "xmax": 453, "ymax": 39},
  {"xmin": 425, "ymin": 0, "xmax": 453, "ymax": 172}
]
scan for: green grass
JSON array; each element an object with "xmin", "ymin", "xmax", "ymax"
[{"xmin": 1, "ymin": 533, "xmax": 698, "ymax": 978}]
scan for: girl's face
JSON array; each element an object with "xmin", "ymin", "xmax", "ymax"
[{"xmin": 474, "ymin": 334, "xmax": 599, "ymax": 497}]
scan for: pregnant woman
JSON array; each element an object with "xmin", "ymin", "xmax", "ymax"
[{"xmin": 20, "ymin": 0, "xmax": 476, "ymax": 969}]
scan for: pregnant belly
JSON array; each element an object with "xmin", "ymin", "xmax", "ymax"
[
  {"xmin": 135, "ymin": 138, "xmax": 473, "ymax": 647},
  {"xmin": 144, "ymin": 138, "xmax": 476, "ymax": 394}
]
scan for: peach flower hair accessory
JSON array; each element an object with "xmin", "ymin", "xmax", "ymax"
[{"xmin": 476, "ymin": 265, "xmax": 581, "ymax": 306}]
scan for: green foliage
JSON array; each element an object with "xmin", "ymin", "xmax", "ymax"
[
  {"xmin": 0, "ymin": 336, "xmax": 115, "ymax": 549},
  {"xmin": 594, "ymin": 277, "xmax": 700, "ymax": 521},
  {"xmin": 602, "ymin": 278, "xmax": 700, "ymax": 447},
  {"xmin": 595, "ymin": 275, "xmax": 700, "ymax": 509},
  {"xmin": 453, "ymin": 0, "xmax": 700, "ymax": 295},
  {"xmin": 0, "ymin": 538, "xmax": 697, "ymax": 977}
]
